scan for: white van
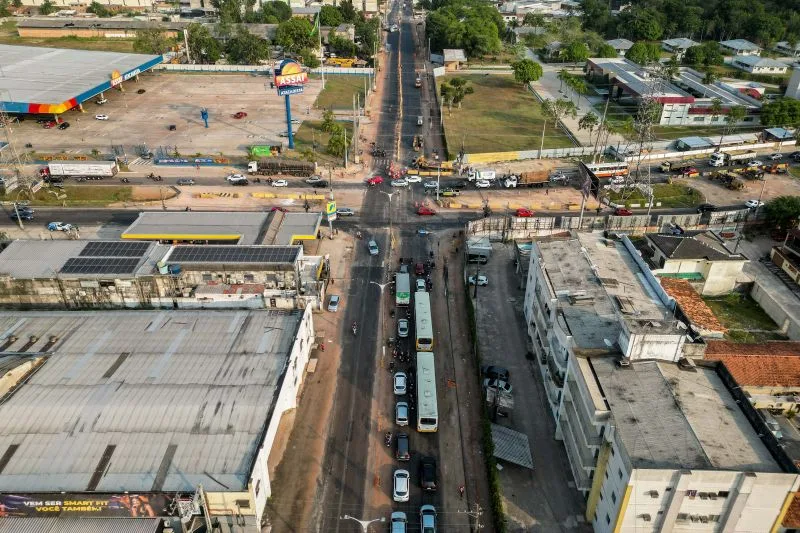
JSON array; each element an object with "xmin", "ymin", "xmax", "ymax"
[{"xmin": 417, "ymin": 116, "xmax": 423, "ymax": 126}]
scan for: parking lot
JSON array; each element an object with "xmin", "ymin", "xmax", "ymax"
[
  {"xmin": 6, "ymin": 72, "xmax": 321, "ymax": 157},
  {"xmin": 473, "ymin": 244, "xmax": 591, "ymax": 533}
]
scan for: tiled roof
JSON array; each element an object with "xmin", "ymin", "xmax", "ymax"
[
  {"xmin": 660, "ymin": 278, "xmax": 727, "ymax": 333},
  {"xmin": 647, "ymin": 231, "xmax": 746, "ymax": 261},
  {"xmin": 705, "ymin": 354, "xmax": 800, "ymax": 387},
  {"xmin": 705, "ymin": 341, "xmax": 800, "ymax": 357},
  {"xmin": 785, "ymin": 493, "xmax": 800, "ymax": 528}
]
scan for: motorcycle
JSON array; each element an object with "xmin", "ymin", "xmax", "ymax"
[
  {"xmin": 352, "ymin": 323, "xmax": 358, "ymax": 336},
  {"xmin": 120, "ymin": 177, "xmax": 130, "ymax": 183},
  {"xmin": 385, "ymin": 431, "xmax": 392, "ymax": 447}
]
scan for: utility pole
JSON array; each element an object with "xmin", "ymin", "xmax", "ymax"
[{"xmin": 459, "ymin": 503, "xmax": 484, "ymax": 531}]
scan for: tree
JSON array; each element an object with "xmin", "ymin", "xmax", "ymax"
[
  {"xmin": 595, "ymin": 43, "xmax": 618, "ymax": 58},
  {"xmin": 338, "ymin": 0, "xmax": 357, "ymax": 23},
  {"xmin": 760, "ymin": 98, "xmax": 800, "ymax": 127},
  {"xmin": 709, "ymin": 97, "xmax": 723, "ymax": 125},
  {"xmin": 522, "ymin": 12, "xmax": 545, "ymax": 29},
  {"xmin": 327, "ymin": 125, "xmax": 350, "ymax": 157},
  {"xmin": 11, "ymin": 0, "xmax": 21, "ymax": 7},
  {"xmin": 440, "ymin": 77, "xmax": 474, "ymax": 111},
  {"xmin": 187, "ymin": 23, "xmax": 221, "ymax": 64},
  {"xmin": 0, "ymin": 0, "xmax": 10, "ymax": 16},
  {"xmin": 225, "ymin": 28, "xmax": 271, "ymax": 64},
  {"xmin": 579, "ymin": 112, "xmax": 599, "ymax": 144},
  {"xmin": 563, "ymin": 41, "xmax": 589, "ymax": 66},
  {"xmin": 719, "ymin": 105, "xmax": 747, "ymax": 147},
  {"xmin": 38, "ymin": 0, "xmax": 56, "ymax": 14},
  {"xmin": 299, "ymin": 47, "xmax": 320, "ymax": 68},
  {"xmin": 539, "ymin": 98, "xmax": 577, "ymax": 153},
  {"xmin": 355, "ymin": 17, "xmax": 379, "ymax": 57},
  {"xmin": 133, "ymin": 28, "xmax": 173, "ymax": 55},
  {"xmin": 276, "ymin": 18, "xmax": 316, "ymax": 53},
  {"xmin": 320, "ymin": 5, "xmax": 344, "ymax": 27},
  {"xmin": 765, "ymin": 196, "xmax": 800, "ymax": 234},
  {"xmin": 321, "ymin": 109, "xmax": 338, "ymax": 132},
  {"xmin": 263, "ymin": 0, "xmax": 290, "ymax": 21},
  {"xmin": 625, "ymin": 41, "xmax": 659, "ymax": 65},
  {"xmin": 87, "ymin": 1, "xmax": 112, "ymax": 17},
  {"xmin": 328, "ymin": 31, "xmax": 358, "ymax": 57},
  {"xmin": 702, "ymin": 69, "xmax": 717, "ymax": 94},
  {"xmin": 557, "ymin": 68, "xmax": 569, "ymax": 90},
  {"xmin": 510, "ymin": 59, "xmax": 543, "ymax": 85}
]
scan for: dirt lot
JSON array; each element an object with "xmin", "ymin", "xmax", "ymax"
[
  {"xmin": 9, "ymin": 72, "xmax": 322, "ymax": 158},
  {"xmin": 676, "ymin": 170, "xmax": 800, "ymax": 205}
]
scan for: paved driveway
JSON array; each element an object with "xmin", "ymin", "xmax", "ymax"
[{"xmin": 472, "ymin": 243, "xmax": 591, "ymax": 533}]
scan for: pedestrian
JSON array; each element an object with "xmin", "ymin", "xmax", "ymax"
[
  {"xmin": 545, "ymin": 188, "xmax": 549, "ymax": 195},
  {"xmin": 459, "ymin": 485, "xmax": 465, "ymax": 498}
]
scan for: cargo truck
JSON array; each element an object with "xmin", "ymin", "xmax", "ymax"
[
  {"xmin": 467, "ymin": 169, "xmax": 496, "ymax": 182},
  {"xmin": 247, "ymin": 158, "xmax": 316, "ymax": 177},
  {"xmin": 40, "ymin": 160, "xmax": 118, "ymax": 181},
  {"xmin": 709, "ymin": 151, "xmax": 758, "ymax": 167},
  {"xmin": 659, "ymin": 160, "xmax": 696, "ymax": 173},
  {"xmin": 395, "ymin": 272, "xmax": 411, "ymax": 306},
  {"xmin": 503, "ymin": 171, "xmax": 549, "ymax": 188}
]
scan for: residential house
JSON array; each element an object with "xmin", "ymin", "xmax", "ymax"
[
  {"xmin": 511, "ymin": 25, "xmax": 546, "ymax": 44},
  {"xmin": 290, "ymin": 6, "xmax": 320, "ymax": 19},
  {"xmin": 443, "ymin": 49, "xmax": 467, "ymax": 71},
  {"xmin": 719, "ymin": 38, "xmax": 762, "ymax": 56},
  {"xmin": 661, "ymin": 37, "xmax": 699, "ymax": 59},
  {"xmin": 643, "ymin": 230, "xmax": 748, "ymax": 296},
  {"xmin": 543, "ymin": 40, "xmax": 562, "ymax": 59},
  {"xmin": 775, "ymin": 41, "xmax": 800, "ymax": 57},
  {"xmin": 659, "ymin": 278, "xmax": 727, "ymax": 338},
  {"xmin": 605, "ymin": 38, "xmax": 633, "ymax": 56},
  {"xmin": 732, "ymin": 55, "xmax": 788, "ymax": 75}
]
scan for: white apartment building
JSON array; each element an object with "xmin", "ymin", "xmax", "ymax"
[{"xmin": 523, "ymin": 233, "xmax": 800, "ymax": 533}]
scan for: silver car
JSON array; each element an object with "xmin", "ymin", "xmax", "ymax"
[
  {"xmin": 368, "ymin": 240, "xmax": 379, "ymax": 256},
  {"xmin": 398, "ymin": 318, "xmax": 409, "ymax": 338},
  {"xmin": 327, "ymin": 295, "xmax": 340, "ymax": 312}
]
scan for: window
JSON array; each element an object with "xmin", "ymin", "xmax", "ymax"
[
  {"xmin": 604, "ymin": 470, "xmax": 609, "ymax": 479},
  {"xmin": 618, "ymin": 468, "xmax": 623, "ymax": 479},
  {"xmin": 611, "ymin": 492, "xmax": 617, "ymax": 504},
  {"xmin": 606, "ymin": 514, "xmax": 611, "ymax": 525},
  {"xmin": 255, "ymin": 479, "xmax": 261, "ymax": 497},
  {"xmin": 610, "ymin": 446, "xmax": 615, "ymax": 456},
  {"xmin": 244, "ymin": 274, "xmax": 255, "ymax": 282},
  {"xmin": 718, "ymin": 491, "xmax": 729, "ymax": 497},
  {"xmin": 202, "ymin": 274, "xmax": 212, "ymax": 281}
]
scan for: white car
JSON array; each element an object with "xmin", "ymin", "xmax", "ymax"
[
  {"xmin": 278, "ymin": 132, "xmax": 290, "ymax": 138},
  {"xmin": 747, "ymin": 160, "xmax": 763, "ymax": 168},
  {"xmin": 393, "ymin": 372, "xmax": 407, "ymax": 395},
  {"xmin": 271, "ymin": 179, "xmax": 288, "ymax": 187},
  {"xmin": 745, "ymin": 199, "xmax": 765, "ymax": 209},
  {"xmin": 291, "ymin": 119, "xmax": 301, "ymax": 125},
  {"xmin": 423, "ymin": 180, "xmax": 439, "ymax": 189},
  {"xmin": 405, "ymin": 174, "xmax": 422, "ymax": 183},
  {"xmin": 94, "ymin": 114, "xmax": 108, "ymax": 121},
  {"xmin": 327, "ymin": 294, "xmax": 340, "ymax": 312},
  {"xmin": 398, "ymin": 318, "xmax": 409, "ymax": 338},
  {"xmin": 96, "ymin": 98, "xmax": 108, "ymax": 105},
  {"xmin": 391, "ymin": 512, "xmax": 407, "ymax": 533},
  {"xmin": 47, "ymin": 221, "xmax": 73, "ymax": 232},
  {"xmin": 395, "ymin": 401, "xmax": 409, "ymax": 426},
  {"xmin": 483, "ymin": 378, "xmax": 513, "ymax": 394},
  {"xmin": 769, "ymin": 153, "xmax": 784, "ymax": 160},
  {"xmin": 226, "ymin": 173, "xmax": 246, "ymax": 182},
  {"xmin": 416, "ymin": 278, "xmax": 426, "ymax": 291},
  {"xmin": 393, "ymin": 469, "xmax": 410, "ymax": 502},
  {"xmin": 475, "ymin": 180, "xmax": 491, "ymax": 188},
  {"xmin": 610, "ymin": 175, "xmax": 625, "ymax": 185},
  {"xmin": 305, "ymin": 175, "xmax": 324, "ymax": 184},
  {"xmin": 469, "ymin": 275, "xmax": 488, "ymax": 286},
  {"xmin": 368, "ymin": 239, "xmax": 380, "ymax": 256},
  {"xmin": 391, "ymin": 178, "xmax": 409, "ymax": 187}
]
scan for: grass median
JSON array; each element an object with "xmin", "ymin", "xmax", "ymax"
[
  {"xmin": 1, "ymin": 186, "xmax": 137, "ymax": 207},
  {"xmin": 606, "ymin": 183, "xmax": 703, "ymax": 208},
  {"xmin": 312, "ymin": 74, "xmax": 368, "ymax": 110},
  {"xmin": 437, "ymin": 74, "xmax": 575, "ymax": 157}
]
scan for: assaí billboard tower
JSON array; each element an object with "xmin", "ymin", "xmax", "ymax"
[{"xmin": 273, "ymin": 59, "xmax": 309, "ymax": 150}]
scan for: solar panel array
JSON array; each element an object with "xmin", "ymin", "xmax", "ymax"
[
  {"xmin": 61, "ymin": 257, "xmax": 141, "ymax": 275},
  {"xmin": 169, "ymin": 246, "xmax": 299, "ymax": 264},
  {"xmin": 80, "ymin": 241, "xmax": 150, "ymax": 258}
]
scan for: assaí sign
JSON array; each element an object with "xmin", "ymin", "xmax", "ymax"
[
  {"xmin": 110, "ymin": 68, "xmax": 142, "ymax": 87},
  {"xmin": 274, "ymin": 59, "xmax": 308, "ymax": 89}
]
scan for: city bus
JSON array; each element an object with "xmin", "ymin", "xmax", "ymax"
[
  {"xmin": 414, "ymin": 291, "xmax": 433, "ymax": 351},
  {"xmin": 585, "ymin": 161, "xmax": 629, "ymax": 178},
  {"xmin": 416, "ymin": 351, "xmax": 438, "ymax": 432},
  {"xmin": 395, "ymin": 272, "xmax": 410, "ymax": 306}
]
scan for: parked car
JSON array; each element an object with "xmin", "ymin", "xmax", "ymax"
[
  {"xmin": 515, "ymin": 208, "xmax": 534, "ymax": 217},
  {"xmin": 271, "ymin": 179, "xmax": 288, "ymax": 187},
  {"xmin": 10, "ymin": 212, "xmax": 33, "ymax": 221},
  {"xmin": 475, "ymin": 180, "xmax": 491, "ymax": 188},
  {"xmin": 47, "ymin": 222, "xmax": 73, "ymax": 232},
  {"xmin": 96, "ymin": 98, "xmax": 108, "ymax": 105},
  {"xmin": 137, "ymin": 88, "xmax": 146, "ymax": 94},
  {"xmin": 747, "ymin": 160, "xmax": 763, "ymax": 168},
  {"xmin": 417, "ymin": 206, "xmax": 436, "ymax": 216},
  {"xmin": 58, "ymin": 122, "xmax": 70, "ymax": 130},
  {"xmin": 395, "ymin": 401, "xmax": 409, "ymax": 426},
  {"xmin": 368, "ymin": 239, "xmax": 379, "ymax": 256},
  {"xmin": 398, "ymin": 318, "xmax": 409, "ymax": 338},
  {"xmin": 419, "ymin": 457, "xmax": 438, "ymax": 491},
  {"xmin": 94, "ymin": 114, "xmax": 108, "ymax": 121},
  {"xmin": 367, "ymin": 176, "xmax": 384, "ymax": 185},
  {"xmin": 697, "ymin": 203, "xmax": 718, "ymax": 213},
  {"xmin": 769, "ymin": 153, "xmax": 784, "ymax": 160},
  {"xmin": 177, "ymin": 178, "xmax": 195, "ymax": 186},
  {"xmin": 405, "ymin": 174, "xmax": 422, "ymax": 183},
  {"xmin": 336, "ymin": 207, "xmax": 355, "ymax": 216},
  {"xmin": 482, "ymin": 365, "xmax": 510, "ymax": 382},
  {"xmin": 483, "ymin": 378, "xmax": 513, "ymax": 394},
  {"xmin": 614, "ymin": 207, "xmax": 633, "ymax": 216},
  {"xmin": 327, "ymin": 294, "xmax": 340, "ymax": 312},
  {"xmin": 468, "ymin": 275, "xmax": 488, "ymax": 286},
  {"xmin": 745, "ymin": 199, "xmax": 765, "ymax": 209},
  {"xmin": 393, "ymin": 469, "xmax": 410, "ymax": 502},
  {"xmin": 440, "ymin": 188, "xmax": 460, "ymax": 197},
  {"xmin": 395, "ymin": 433, "xmax": 411, "ymax": 461},
  {"xmin": 420, "ymin": 505, "xmax": 437, "ymax": 533},
  {"xmin": 391, "ymin": 178, "xmax": 409, "ymax": 187},
  {"xmin": 232, "ymin": 111, "xmax": 248, "ymax": 119},
  {"xmin": 391, "ymin": 511, "xmax": 408, "ymax": 533},
  {"xmin": 423, "ymin": 180, "xmax": 439, "ymax": 189},
  {"xmin": 393, "ymin": 372, "xmax": 407, "ymax": 395}
]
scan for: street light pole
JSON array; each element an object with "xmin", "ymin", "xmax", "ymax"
[{"xmin": 341, "ymin": 515, "xmax": 386, "ymax": 532}]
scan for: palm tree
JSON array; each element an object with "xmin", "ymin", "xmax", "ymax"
[
  {"xmin": 709, "ymin": 97, "xmax": 723, "ymax": 129},
  {"xmin": 557, "ymin": 69, "xmax": 569, "ymax": 92}
]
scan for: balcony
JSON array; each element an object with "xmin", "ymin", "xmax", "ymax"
[
  {"xmin": 563, "ymin": 395, "xmax": 601, "ymax": 450},
  {"xmin": 559, "ymin": 414, "xmax": 593, "ymax": 492}
]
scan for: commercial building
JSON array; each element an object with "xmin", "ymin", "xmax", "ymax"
[
  {"xmin": 642, "ymin": 230, "xmax": 748, "ymax": 296},
  {"xmin": 605, "ymin": 38, "xmax": 633, "ymax": 56},
  {"xmin": 16, "ymin": 18, "xmax": 189, "ymax": 38},
  {"xmin": 585, "ymin": 59, "xmax": 760, "ymax": 126},
  {"xmin": 719, "ymin": 39, "xmax": 762, "ymax": 56},
  {"xmin": 0, "ymin": 307, "xmax": 316, "ymax": 532},
  {"xmin": 0, "ymin": 44, "xmax": 162, "ymax": 116},
  {"xmin": 523, "ymin": 233, "xmax": 800, "ymax": 533},
  {"xmin": 732, "ymin": 55, "xmax": 789, "ymax": 75},
  {"xmin": 0, "ymin": 239, "xmax": 325, "ymax": 310}
]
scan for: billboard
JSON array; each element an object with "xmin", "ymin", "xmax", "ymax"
[
  {"xmin": 0, "ymin": 493, "xmax": 174, "ymax": 518},
  {"xmin": 274, "ymin": 59, "xmax": 307, "ymax": 96}
]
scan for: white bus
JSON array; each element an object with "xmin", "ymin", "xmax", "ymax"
[
  {"xmin": 416, "ymin": 351, "xmax": 438, "ymax": 432},
  {"xmin": 414, "ymin": 291, "xmax": 433, "ymax": 352},
  {"xmin": 585, "ymin": 161, "xmax": 629, "ymax": 178}
]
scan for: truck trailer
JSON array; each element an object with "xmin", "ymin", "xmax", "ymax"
[
  {"xmin": 41, "ymin": 160, "xmax": 118, "ymax": 180},
  {"xmin": 709, "ymin": 151, "xmax": 758, "ymax": 167},
  {"xmin": 503, "ymin": 171, "xmax": 549, "ymax": 188},
  {"xmin": 247, "ymin": 158, "xmax": 316, "ymax": 177}
]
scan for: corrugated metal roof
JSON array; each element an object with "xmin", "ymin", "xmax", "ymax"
[
  {"xmin": 122, "ymin": 212, "xmax": 270, "ymax": 245},
  {"xmin": 0, "ymin": 309, "xmax": 303, "ymax": 492},
  {"xmin": 491, "ymin": 424, "xmax": 533, "ymax": 469},
  {"xmin": 0, "ymin": 518, "xmax": 159, "ymax": 533}
]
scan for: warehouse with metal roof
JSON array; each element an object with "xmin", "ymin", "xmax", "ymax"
[
  {"xmin": 0, "ymin": 44, "xmax": 162, "ymax": 115},
  {"xmin": 0, "ymin": 307, "xmax": 315, "ymax": 530}
]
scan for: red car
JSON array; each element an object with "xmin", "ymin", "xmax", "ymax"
[
  {"xmin": 515, "ymin": 208, "xmax": 534, "ymax": 217},
  {"xmin": 367, "ymin": 176, "xmax": 384, "ymax": 185},
  {"xmin": 233, "ymin": 112, "xmax": 248, "ymax": 119},
  {"xmin": 415, "ymin": 262, "xmax": 425, "ymax": 275},
  {"xmin": 43, "ymin": 121, "xmax": 56, "ymax": 129},
  {"xmin": 417, "ymin": 206, "xmax": 436, "ymax": 215},
  {"xmin": 614, "ymin": 207, "xmax": 633, "ymax": 216}
]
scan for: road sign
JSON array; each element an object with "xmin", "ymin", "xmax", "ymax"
[
  {"xmin": 327, "ymin": 213, "xmax": 338, "ymax": 222},
  {"xmin": 326, "ymin": 201, "xmax": 337, "ymax": 215},
  {"xmin": 277, "ymin": 86, "xmax": 305, "ymax": 96}
]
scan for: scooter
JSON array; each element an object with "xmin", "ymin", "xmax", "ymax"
[
  {"xmin": 385, "ymin": 432, "xmax": 392, "ymax": 446},
  {"xmin": 120, "ymin": 177, "xmax": 130, "ymax": 183}
]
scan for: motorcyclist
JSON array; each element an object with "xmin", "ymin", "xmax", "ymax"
[{"xmin": 352, "ymin": 321, "xmax": 358, "ymax": 335}]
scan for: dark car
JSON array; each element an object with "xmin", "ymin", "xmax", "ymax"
[
  {"xmin": 311, "ymin": 180, "xmax": 329, "ymax": 188},
  {"xmin": 10, "ymin": 212, "xmax": 33, "ymax": 221},
  {"xmin": 482, "ymin": 365, "xmax": 510, "ymax": 382},
  {"xmin": 444, "ymin": 181, "xmax": 466, "ymax": 190},
  {"xmin": 396, "ymin": 433, "xmax": 410, "ymax": 461},
  {"xmin": 58, "ymin": 122, "xmax": 70, "ymax": 130},
  {"xmin": 697, "ymin": 203, "xmax": 718, "ymax": 213},
  {"xmin": 419, "ymin": 456, "xmax": 438, "ymax": 491},
  {"xmin": 137, "ymin": 88, "xmax": 146, "ymax": 94}
]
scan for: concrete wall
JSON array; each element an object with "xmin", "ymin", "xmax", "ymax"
[
  {"xmin": 751, "ymin": 281, "xmax": 800, "ymax": 340},
  {"xmin": 655, "ymin": 259, "xmax": 746, "ymax": 296}
]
